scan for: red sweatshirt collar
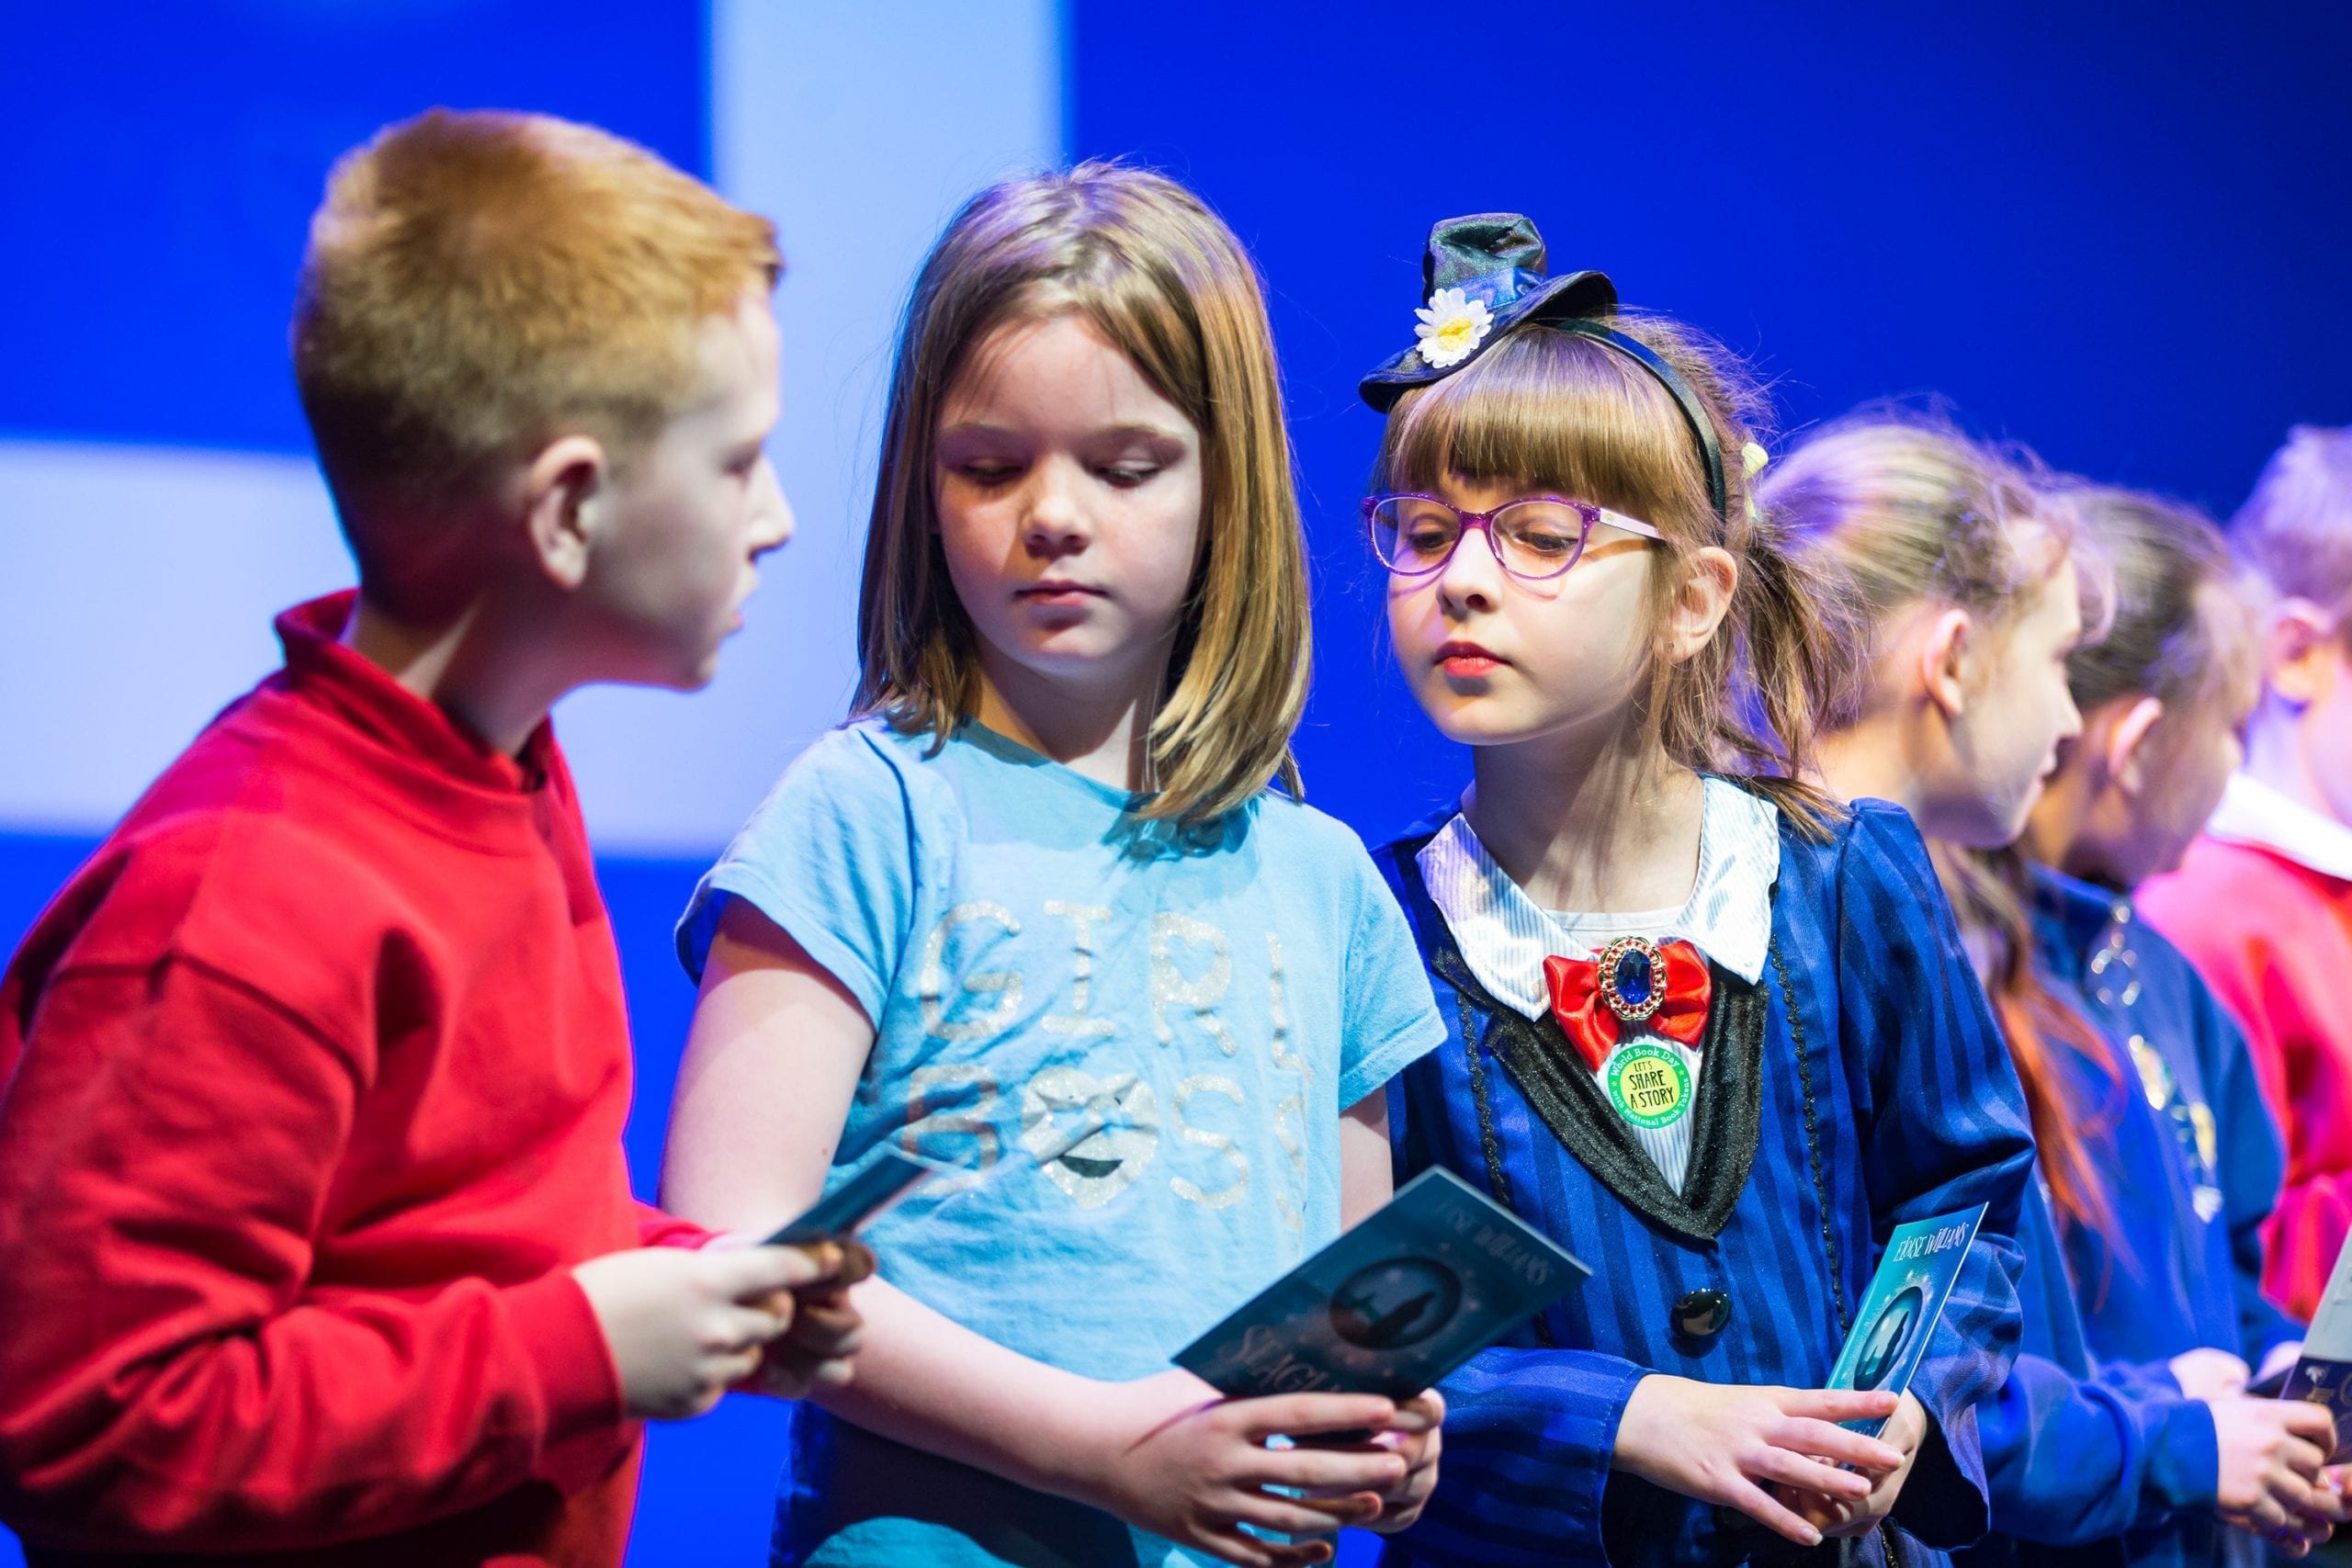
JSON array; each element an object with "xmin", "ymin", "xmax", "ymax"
[{"xmin": 275, "ymin": 591, "xmax": 559, "ymax": 796}]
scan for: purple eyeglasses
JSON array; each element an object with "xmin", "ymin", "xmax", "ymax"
[{"xmin": 1362, "ymin": 493, "xmax": 1665, "ymax": 581}]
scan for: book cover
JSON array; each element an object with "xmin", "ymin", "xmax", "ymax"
[
  {"xmin": 1174, "ymin": 1167, "xmax": 1589, "ymax": 1403},
  {"xmin": 2278, "ymin": 1230, "xmax": 2352, "ymax": 1460},
  {"xmin": 764, "ymin": 1149, "xmax": 948, "ymax": 1247},
  {"xmin": 1826, "ymin": 1203, "xmax": 1987, "ymax": 1436},
  {"xmin": 763, "ymin": 1109, "xmax": 1112, "ymax": 1247}
]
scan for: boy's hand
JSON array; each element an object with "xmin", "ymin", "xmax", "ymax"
[
  {"xmin": 740, "ymin": 1238, "xmax": 876, "ymax": 1398},
  {"xmin": 1064, "ymin": 1370, "xmax": 1413, "ymax": 1568},
  {"xmin": 1613, "ymin": 1373, "xmax": 1905, "ymax": 1547},
  {"xmin": 573, "ymin": 1244, "xmax": 833, "ymax": 1420},
  {"xmin": 1783, "ymin": 1389, "xmax": 1926, "ymax": 1539},
  {"xmin": 2212, "ymin": 1395, "xmax": 2337, "ymax": 1553}
]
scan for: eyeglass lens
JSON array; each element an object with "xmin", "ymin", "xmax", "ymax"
[{"xmin": 1368, "ymin": 497, "xmax": 1590, "ymax": 579}]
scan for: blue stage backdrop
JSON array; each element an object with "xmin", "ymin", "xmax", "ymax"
[
  {"xmin": 1068, "ymin": 0, "xmax": 2352, "ymax": 840},
  {"xmin": 6, "ymin": 2, "xmax": 2352, "ymax": 1564},
  {"xmin": 0, "ymin": 1, "xmax": 706, "ymax": 457}
]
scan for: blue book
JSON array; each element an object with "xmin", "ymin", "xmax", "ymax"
[
  {"xmin": 1826, "ymin": 1203, "xmax": 1987, "ymax": 1436},
  {"xmin": 1174, "ymin": 1167, "xmax": 1589, "ymax": 1403},
  {"xmin": 2278, "ymin": 1232, "xmax": 2352, "ymax": 1460}
]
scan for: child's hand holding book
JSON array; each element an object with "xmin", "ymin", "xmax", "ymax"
[
  {"xmin": 2211, "ymin": 1396, "xmax": 2338, "ymax": 1554},
  {"xmin": 1058, "ymin": 1369, "xmax": 1431, "ymax": 1568},
  {"xmin": 1613, "ymin": 1375, "xmax": 1905, "ymax": 1548},
  {"xmin": 1771, "ymin": 1388, "xmax": 1925, "ymax": 1540},
  {"xmin": 737, "ymin": 1236, "xmax": 876, "ymax": 1399},
  {"xmin": 572, "ymin": 1241, "xmax": 868, "ymax": 1420}
]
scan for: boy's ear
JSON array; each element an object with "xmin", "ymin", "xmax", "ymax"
[
  {"xmin": 1919, "ymin": 607, "xmax": 1974, "ymax": 720},
  {"xmin": 520, "ymin": 434, "xmax": 609, "ymax": 591},
  {"xmin": 1663, "ymin": 546, "xmax": 1737, "ymax": 663},
  {"xmin": 2102, "ymin": 695, "xmax": 2166, "ymax": 799},
  {"xmin": 2266, "ymin": 599, "xmax": 2343, "ymax": 706}
]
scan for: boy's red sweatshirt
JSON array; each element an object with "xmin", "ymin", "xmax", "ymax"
[{"xmin": 0, "ymin": 592, "xmax": 704, "ymax": 1564}]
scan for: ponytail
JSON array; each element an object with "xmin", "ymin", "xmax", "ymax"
[
  {"xmin": 1713, "ymin": 491, "xmax": 1851, "ymax": 836},
  {"xmin": 1932, "ymin": 843, "xmax": 2125, "ymax": 1279}
]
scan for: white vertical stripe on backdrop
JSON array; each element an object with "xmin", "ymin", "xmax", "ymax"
[
  {"xmin": 0, "ymin": 440, "xmax": 351, "ymax": 834},
  {"xmin": 548, "ymin": 0, "xmax": 1069, "ymax": 852}
]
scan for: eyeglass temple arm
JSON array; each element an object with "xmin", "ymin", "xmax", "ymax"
[
  {"xmin": 1594, "ymin": 507, "xmax": 1665, "ymax": 543},
  {"xmin": 1361, "ymin": 494, "xmax": 1668, "ymax": 545}
]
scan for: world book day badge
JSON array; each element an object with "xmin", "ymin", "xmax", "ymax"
[
  {"xmin": 1174, "ymin": 1167, "xmax": 1589, "ymax": 1404},
  {"xmin": 1826, "ymin": 1203, "xmax": 1988, "ymax": 1437},
  {"xmin": 2278, "ymin": 1229, "xmax": 2352, "ymax": 1460}
]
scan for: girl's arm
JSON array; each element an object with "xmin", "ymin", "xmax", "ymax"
[
  {"xmin": 1340, "ymin": 1089, "xmax": 1396, "ymax": 1226},
  {"xmin": 1978, "ymin": 1341, "xmax": 2339, "ymax": 1553},
  {"xmin": 662, "ymin": 899, "xmax": 1419, "ymax": 1568},
  {"xmin": 1973, "ymin": 1190, "xmax": 2337, "ymax": 1549},
  {"xmin": 1336, "ymin": 1089, "xmax": 1445, "ymax": 1536},
  {"xmin": 2196, "ymin": 983, "xmax": 2306, "ymax": 1369},
  {"xmin": 1396, "ymin": 1348, "xmax": 1904, "ymax": 1565},
  {"xmin": 1977, "ymin": 1349, "xmax": 2208, "ymax": 1542},
  {"xmin": 1834, "ymin": 804, "xmax": 2037, "ymax": 1548}
]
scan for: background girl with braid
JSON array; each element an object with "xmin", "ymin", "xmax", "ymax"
[
  {"xmin": 1359, "ymin": 214, "xmax": 2034, "ymax": 1568},
  {"xmin": 2018, "ymin": 484, "xmax": 2306, "ymax": 1426},
  {"xmin": 1774, "ymin": 419, "xmax": 2344, "ymax": 1565}
]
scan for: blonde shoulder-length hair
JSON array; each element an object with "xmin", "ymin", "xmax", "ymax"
[{"xmin": 854, "ymin": 162, "xmax": 1308, "ymax": 825}]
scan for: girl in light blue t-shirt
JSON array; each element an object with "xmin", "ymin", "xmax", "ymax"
[{"xmin": 662, "ymin": 164, "xmax": 1449, "ymax": 1568}]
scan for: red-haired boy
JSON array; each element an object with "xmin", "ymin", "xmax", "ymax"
[{"xmin": 0, "ymin": 110, "xmax": 861, "ymax": 1565}]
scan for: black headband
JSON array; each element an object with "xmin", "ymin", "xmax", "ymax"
[{"xmin": 1550, "ymin": 319, "xmax": 1729, "ymax": 526}]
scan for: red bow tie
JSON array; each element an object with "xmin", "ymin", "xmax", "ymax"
[{"xmin": 1543, "ymin": 935, "xmax": 1713, "ymax": 1072}]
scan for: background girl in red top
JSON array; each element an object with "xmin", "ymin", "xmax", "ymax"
[{"xmin": 2140, "ymin": 424, "xmax": 2352, "ymax": 1322}]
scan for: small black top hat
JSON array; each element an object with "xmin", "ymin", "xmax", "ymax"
[
  {"xmin": 1358, "ymin": 212, "xmax": 1731, "ymax": 524},
  {"xmin": 1358, "ymin": 213, "xmax": 1617, "ymax": 412}
]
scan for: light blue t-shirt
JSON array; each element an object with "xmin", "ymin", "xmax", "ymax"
[{"xmin": 676, "ymin": 718, "xmax": 1446, "ymax": 1568}]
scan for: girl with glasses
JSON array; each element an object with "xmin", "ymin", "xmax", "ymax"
[{"xmin": 1356, "ymin": 213, "xmax": 2035, "ymax": 1568}]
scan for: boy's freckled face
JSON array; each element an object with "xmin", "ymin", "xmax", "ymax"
[
  {"xmin": 1385, "ymin": 473, "xmax": 1655, "ymax": 748},
  {"xmin": 582, "ymin": 289, "xmax": 792, "ymax": 690},
  {"xmin": 932, "ymin": 311, "xmax": 1204, "ymax": 698}
]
